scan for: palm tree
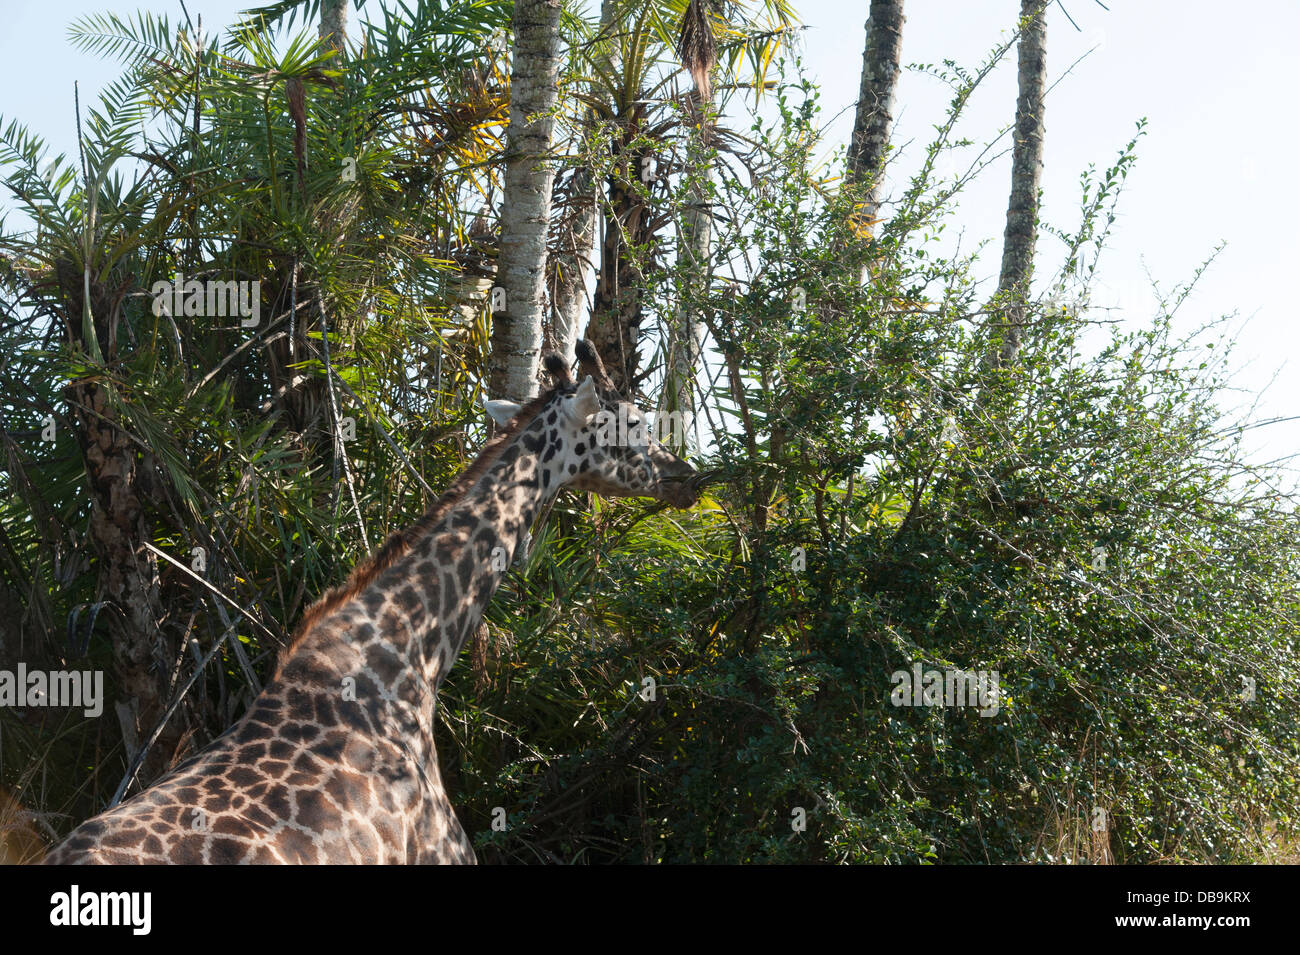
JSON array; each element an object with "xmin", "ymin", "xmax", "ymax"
[{"xmin": 580, "ymin": 0, "xmax": 797, "ymax": 398}]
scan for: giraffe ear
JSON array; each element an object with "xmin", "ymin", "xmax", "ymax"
[
  {"xmin": 483, "ymin": 397, "xmax": 522, "ymax": 427},
  {"xmin": 573, "ymin": 375, "xmax": 601, "ymax": 421}
]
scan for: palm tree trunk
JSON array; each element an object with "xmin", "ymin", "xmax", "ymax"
[
  {"xmin": 547, "ymin": 166, "xmax": 597, "ymax": 365},
  {"xmin": 318, "ymin": 0, "xmax": 348, "ymax": 53},
  {"xmin": 665, "ymin": 89, "xmax": 714, "ymax": 448},
  {"xmin": 991, "ymin": 0, "xmax": 1048, "ymax": 369},
  {"xmin": 847, "ymin": 0, "xmax": 906, "ymax": 233},
  {"xmin": 64, "ymin": 380, "xmax": 184, "ymax": 785},
  {"xmin": 489, "ymin": 0, "xmax": 564, "ymax": 402}
]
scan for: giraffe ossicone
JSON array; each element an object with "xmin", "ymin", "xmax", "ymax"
[{"xmin": 44, "ymin": 341, "xmax": 699, "ymax": 864}]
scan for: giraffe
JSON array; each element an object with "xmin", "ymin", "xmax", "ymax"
[{"xmin": 43, "ymin": 341, "xmax": 699, "ymax": 864}]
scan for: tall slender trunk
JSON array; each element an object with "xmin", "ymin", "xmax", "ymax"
[
  {"xmin": 489, "ymin": 0, "xmax": 564, "ymax": 402},
  {"xmin": 664, "ymin": 89, "xmax": 714, "ymax": 450},
  {"xmin": 318, "ymin": 0, "xmax": 348, "ymax": 53},
  {"xmin": 547, "ymin": 166, "xmax": 597, "ymax": 366},
  {"xmin": 64, "ymin": 379, "xmax": 179, "ymax": 778},
  {"xmin": 847, "ymin": 0, "xmax": 906, "ymax": 234},
  {"xmin": 990, "ymin": 0, "xmax": 1048, "ymax": 370}
]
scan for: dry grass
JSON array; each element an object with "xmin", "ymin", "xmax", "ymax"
[{"xmin": 1032, "ymin": 796, "xmax": 1114, "ymax": 864}]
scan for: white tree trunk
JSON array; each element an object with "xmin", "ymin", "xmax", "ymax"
[
  {"xmin": 548, "ymin": 167, "xmax": 596, "ymax": 367},
  {"xmin": 489, "ymin": 0, "xmax": 564, "ymax": 401},
  {"xmin": 665, "ymin": 93, "xmax": 714, "ymax": 449}
]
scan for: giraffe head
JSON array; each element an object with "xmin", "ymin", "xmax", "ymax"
[{"xmin": 485, "ymin": 340, "xmax": 700, "ymax": 509}]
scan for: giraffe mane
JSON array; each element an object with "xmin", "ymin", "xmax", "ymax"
[{"xmin": 279, "ymin": 385, "xmax": 563, "ymax": 663}]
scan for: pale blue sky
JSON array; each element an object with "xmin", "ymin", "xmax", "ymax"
[{"xmin": 3, "ymin": 1, "xmax": 1295, "ymax": 464}]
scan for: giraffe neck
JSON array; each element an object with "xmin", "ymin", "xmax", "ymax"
[
  {"xmin": 281, "ymin": 411, "xmax": 560, "ymax": 708},
  {"xmin": 401, "ymin": 418, "xmax": 556, "ymax": 689}
]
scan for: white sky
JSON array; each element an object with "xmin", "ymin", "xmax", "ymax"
[{"xmin": 2, "ymin": 0, "xmax": 1295, "ymax": 465}]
